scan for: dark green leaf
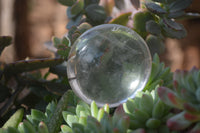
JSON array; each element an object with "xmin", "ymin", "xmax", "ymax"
[
  {"xmin": 67, "ymin": 7, "xmax": 77, "ymax": 19},
  {"xmin": 84, "ymin": 0, "xmax": 100, "ymax": 7},
  {"xmin": 146, "ymin": 35, "xmax": 165, "ymax": 56},
  {"xmin": 168, "ymin": 10, "xmax": 185, "ymax": 18},
  {"xmin": 67, "ymin": 14, "xmax": 82, "ymax": 29},
  {"xmin": 109, "ymin": 12, "xmax": 132, "ymax": 26},
  {"xmin": 169, "ymin": 0, "xmax": 193, "ymax": 12},
  {"xmin": 130, "ymin": 0, "xmax": 140, "ymax": 9},
  {"xmin": 71, "ymin": 0, "xmax": 84, "ymax": 15},
  {"xmin": 4, "ymin": 58, "xmax": 64, "ymax": 76},
  {"xmin": 58, "ymin": 0, "xmax": 75, "ymax": 6},
  {"xmin": 85, "ymin": 4, "xmax": 107, "ymax": 25},
  {"xmin": 163, "ymin": 18, "xmax": 183, "ymax": 31},
  {"xmin": 145, "ymin": 2, "xmax": 167, "ymax": 15},
  {"xmin": 0, "ymin": 36, "xmax": 12, "ymax": 55},
  {"xmin": 146, "ymin": 20, "xmax": 161, "ymax": 35},
  {"xmin": 52, "ymin": 36, "xmax": 62, "ymax": 47}
]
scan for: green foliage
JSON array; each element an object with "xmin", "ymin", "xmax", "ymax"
[
  {"xmin": 158, "ymin": 67, "xmax": 200, "ymax": 132},
  {"xmin": 144, "ymin": 54, "xmax": 173, "ymax": 92}
]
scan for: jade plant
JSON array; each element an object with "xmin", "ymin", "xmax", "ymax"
[{"xmin": 1, "ymin": 0, "xmax": 200, "ymax": 133}]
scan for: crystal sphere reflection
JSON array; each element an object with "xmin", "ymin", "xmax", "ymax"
[{"xmin": 67, "ymin": 24, "xmax": 152, "ymax": 107}]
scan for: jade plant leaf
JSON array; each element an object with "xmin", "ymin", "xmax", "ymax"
[
  {"xmin": 169, "ymin": 0, "xmax": 193, "ymax": 12},
  {"xmin": 145, "ymin": 2, "xmax": 167, "ymax": 15},
  {"xmin": 67, "ymin": 14, "xmax": 82, "ymax": 29},
  {"xmin": 0, "ymin": 36, "xmax": 12, "ymax": 56},
  {"xmin": 71, "ymin": 0, "xmax": 84, "ymax": 15},
  {"xmin": 85, "ymin": 4, "xmax": 107, "ymax": 25},
  {"xmin": 146, "ymin": 20, "xmax": 161, "ymax": 35},
  {"xmin": 109, "ymin": 12, "xmax": 132, "ymax": 26}
]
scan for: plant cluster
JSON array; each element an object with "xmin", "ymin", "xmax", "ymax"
[{"xmin": 1, "ymin": 0, "xmax": 200, "ymax": 133}]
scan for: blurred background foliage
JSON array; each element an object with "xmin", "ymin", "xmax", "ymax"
[{"xmin": 0, "ymin": 0, "xmax": 200, "ymax": 127}]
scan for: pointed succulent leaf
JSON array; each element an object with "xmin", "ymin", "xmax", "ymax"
[
  {"xmin": 5, "ymin": 127, "xmax": 20, "ymax": 133},
  {"xmin": 66, "ymin": 115, "xmax": 79, "ymax": 127},
  {"xmin": 123, "ymin": 98, "xmax": 137, "ymax": 114},
  {"xmin": 167, "ymin": 111, "xmax": 192, "ymax": 130},
  {"xmin": 78, "ymin": 116, "xmax": 87, "ymax": 125},
  {"xmin": 184, "ymin": 103, "xmax": 200, "ymax": 114},
  {"xmin": 133, "ymin": 109, "xmax": 150, "ymax": 123},
  {"xmin": 146, "ymin": 118, "xmax": 161, "ymax": 129},
  {"xmin": 18, "ymin": 120, "xmax": 36, "ymax": 133},
  {"xmin": 71, "ymin": 0, "xmax": 84, "ymax": 15},
  {"xmin": 103, "ymin": 104, "xmax": 109, "ymax": 114},
  {"xmin": 97, "ymin": 108, "xmax": 104, "ymax": 121},
  {"xmin": 0, "ymin": 36, "xmax": 12, "ymax": 55},
  {"xmin": 158, "ymin": 87, "xmax": 184, "ymax": 109},
  {"xmin": 129, "ymin": 119, "xmax": 145, "ymax": 129},
  {"xmin": 130, "ymin": 0, "xmax": 140, "ymax": 9},
  {"xmin": 86, "ymin": 116, "xmax": 101, "ymax": 132},
  {"xmin": 139, "ymin": 93, "xmax": 154, "ymax": 116},
  {"xmin": 152, "ymin": 100, "xmax": 166, "ymax": 119},
  {"xmin": 72, "ymin": 123, "xmax": 84, "ymax": 132},
  {"xmin": 3, "ymin": 109, "xmax": 24, "ymax": 128},
  {"xmin": 169, "ymin": 0, "xmax": 193, "ymax": 12},
  {"xmin": 31, "ymin": 109, "xmax": 46, "ymax": 122},
  {"xmin": 146, "ymin": 20, "xmax": 161, "ymax": 35},
  {"xmin": 85, "ymin": 4, "xmax": 107, "ymax": 25},
  {"xmin": 61, "ymin": 125, "xmax": 72, "ymax": 133},
  {"xmin": 109, "ymin": 12, "xmax": 132, "ymax": 26},
  {"xmin": 58, "ymin": 0, "xmax": 75, "ymax": 6},
  {"xmin": 145, "ymin": 2, "xmax": 167, "ymax": 15},
  {"xmin": 91, "ymin": 101, "xmax": 98, "ymax": 118},
  {"xmin": 184, "ymin": 112, "xmax": 200, "ymax": 122},
  {"xmin": 38, "ymin": 122, "xmax": 49, "ymax": 133}
]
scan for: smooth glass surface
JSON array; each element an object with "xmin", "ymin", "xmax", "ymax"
[{"xmin": 67, "ymin": 24, "xmax": 152, "ymax": 107}]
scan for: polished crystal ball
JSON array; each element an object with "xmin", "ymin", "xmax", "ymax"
[{"xmin": 67, "ymin": 24, "xmax": 152, "ymax": 107}]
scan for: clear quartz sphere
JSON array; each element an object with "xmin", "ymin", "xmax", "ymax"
[{"xmin": 67, "ymin": 24, "xmax": 152, "ymax": 107}]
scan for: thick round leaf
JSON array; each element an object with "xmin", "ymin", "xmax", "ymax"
[
  {"xmin": 168, "ymin": 10, "xmax": 185, "ymax": 18},
  {"xmin": 58, "ymin": 0, "xmax": 75, "ymax": 6},
  {"xmin": 66, "ymin": 14, "xmax": 82, "ymax": 29},
  {"xmin": 169, "ymin": 0, "xmax": 193, "ymax": 12},
  {"xmin": 133, "ymin": 11, "xmax": 154, "ymax": 38},
  {"xmin": 85, "ymin": 4, "xmax": 107, "ymax": 25},
  {"xmin": 109, "ymin": 12, "xmax": 132, "ymax": 26},
  {"xmin": 146, "ymin": 20, "xmax": 161, "ymax": 35},
  {"xmin": 71, "ymin": 0, "xmax": 84, "ymax": 15},
  {"xmin": 145, "ymin": 2, "xmax": 167, "ymax": 15},
  {"xmin": 146, "ymin": 35, "xmax": 165, "ymax": 56},
  {"xmin": 163, "ymin": 18, "xmax": 182, "ymax": 31}
]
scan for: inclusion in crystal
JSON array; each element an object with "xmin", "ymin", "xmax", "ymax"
[{"xmin": 67, "ymin": 24, "xmax": 152, "ymax": 107}]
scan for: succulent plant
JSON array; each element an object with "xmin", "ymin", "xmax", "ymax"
[
  {"xmin": 123, "ymin": 87, "xmax": 174, "ymax": 133},
  {"xmin": 143, "ymin": 54, "xmax": 173, "ymax": 92},
  {"xmin": 158, "ymin": 67, "xmax": 200, "ymax": 132}
]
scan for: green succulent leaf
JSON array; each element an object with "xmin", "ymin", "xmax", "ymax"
[
  {"xmin": 38, "ymin": 122, "xmax": 49, "ymax": 133},
  {"xmin": 85, "ymin": 4, "xmax": 107, "ymax": 25},
  {"xmin": 146, "ymin": 20, "xmax": 161, "ymax": 35},
  {"xmin": 71, "ymin": 0, "xmax": 84, "ymax": 15},
  {"xmin": 109, "ymin": 12, "xmax": 132, "ymax": 26},
  {"xmin": 145, "ymin": 2, "xmax": 167, "ymax": 15},
  {"xmin": 3, "ymin": 109, "xmax": 24, "ymax": 129},
  {"xmin": 168, "ymin": 10, "xmax": 185, "ymax": 18},
  {"xmin": 146, "ymin": 118, "xmax": 161, "ymax": 129},
  {"xmin": 67, "ymin": 14, "xmax": 83, "ymax": 29},
  {"xmin": 169, "ymin": 0, "xmax": 193, "ymax": 12},
  {"xmin": 18, "ymin": 120, "xmax": 36, "ymax": 133}
]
